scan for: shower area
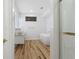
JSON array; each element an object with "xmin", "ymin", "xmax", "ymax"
[{"xmin": 14, "ymin": 0, "xmax": 54, "ymax": 59}]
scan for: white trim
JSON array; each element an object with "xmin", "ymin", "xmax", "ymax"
[
  {"xmin": 50, "ymin": 0, "xmax": 60, "ymax": 59},
  {"xmin": 3, "ymin": 0, "xmax": 14, "ymax": 59}
]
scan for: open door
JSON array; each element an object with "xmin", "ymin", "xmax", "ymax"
[
  {"xmin": 60, "ymin": 0, "xmax": 75, "ymax": 59},
  {"xmin": 3, "ymin": 0, "xmax": 14, "ymax": 59}
]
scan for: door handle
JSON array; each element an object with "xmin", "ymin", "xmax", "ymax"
[
  {"xmin": 62, "ymin": 32, "xmax": 75, "ymax": 36},
  {"xmin": 3, "ymin": 38, "xmax": 7, "ymax": 43}
]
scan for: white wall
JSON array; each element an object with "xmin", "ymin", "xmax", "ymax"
[
  {"xmin": 19, "ymin": 14, "xmax": 47, "ymax": 39},
  {"xmin": 14, "ymin": 0, "xmax": 54, "ymax": 39},
  {"xmin": 14, "ymin": 11, "xmax": 53, "ymax": 36},
  {"xmin": 14, "ymin": 13, "xmax": 53, "ymax": 39}
]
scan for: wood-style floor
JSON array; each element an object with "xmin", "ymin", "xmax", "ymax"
[{"xmin": 15, "ymin": 40, "xmax": 50, "ymax": 59}]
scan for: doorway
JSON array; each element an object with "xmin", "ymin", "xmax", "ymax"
[{"xmin": 3, "ymin": 0, "xmax": 60, "ymax": 59}]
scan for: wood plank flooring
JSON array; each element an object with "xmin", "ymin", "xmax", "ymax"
[{"xmin": 15, "ymin": 40, "xmax": 50, "ymax": 59}]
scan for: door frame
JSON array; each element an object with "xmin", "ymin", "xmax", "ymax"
[
  {"xmin": 3, "ymin": 0, "xmax": 14, "ymax": 59},
  {"xmin": 3, "ymin": 0, "xmax": 60, "ymax": 59},
  {"xmin": 51, "ymin": 0, "xmax": 60, "ymax": 59}
]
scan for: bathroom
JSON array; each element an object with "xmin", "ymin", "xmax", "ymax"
[{"xmin": 14, "ymin": 0, "xmax": 53, "ymax": 58}]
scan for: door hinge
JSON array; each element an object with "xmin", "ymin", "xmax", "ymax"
[{"xmin": 59, "ymin": 0, "xmax": 62, "ymax": 2}]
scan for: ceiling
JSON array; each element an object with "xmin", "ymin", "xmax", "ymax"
[{"xmin": 15, "ymin": 0, "xmax": 51, "ymax": 15}]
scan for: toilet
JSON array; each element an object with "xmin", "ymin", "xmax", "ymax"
[{"xmin": 40, "ymin": 33, "xmax": 50, "ymax": 45}]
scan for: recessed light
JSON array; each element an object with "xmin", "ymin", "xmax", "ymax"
[{"xmin": 40, "ymin": 6, "xmax": 44, "ymax": 9}]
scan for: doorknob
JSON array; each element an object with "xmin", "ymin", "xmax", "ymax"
[{"xmin": 3, "ymin": 38, "xmax": 7, "ymax": 43}]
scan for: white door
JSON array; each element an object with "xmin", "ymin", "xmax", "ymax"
[
  {"xmin": 60, "ymin": 0, "xmax": 75, "ymax": 59},
  {"xmin": 3, "ymin": 0, "xmax": 14, "ymax": 59}
]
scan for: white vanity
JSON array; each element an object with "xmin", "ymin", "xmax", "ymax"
[{"xmin": 15, "ymin": 28, "xmax": 25, "ymax": 44}]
